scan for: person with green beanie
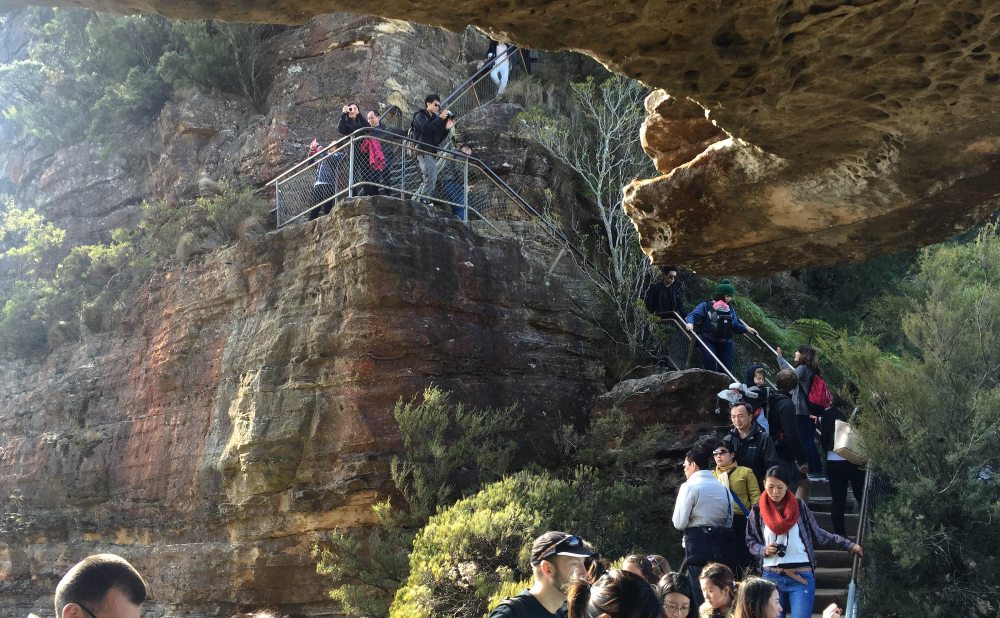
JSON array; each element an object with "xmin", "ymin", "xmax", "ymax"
[{"xmin": 685, "ymin": 279, "xmax": 757, "ymax": 373}]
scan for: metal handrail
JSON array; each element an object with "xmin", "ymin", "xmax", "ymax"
[
  {"xmin": 442, "ymin": 44, "xmax": 523, "ymax": 109},
  {"xmin": 845, "ymin": 464, "xmax": 873, "ymax": 618},
  {"xmin": 667, "ymin": 311, "xmax": 740, "ymax": 383},
  {"xmin": 271, "ymin": 125, "xmax": 608, "ymax": 283},
  {"xmin": 266, "ymin": 105, "xmax": 406, "ymax": 191}
]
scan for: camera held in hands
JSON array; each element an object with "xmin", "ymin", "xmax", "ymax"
[
  {"xmin": 775, "ymin": 544, "xmax": 787, "ymax": 558},
  {"xmin": 444, "ymin": 110, "xmax": 455, "ymax": 120}
]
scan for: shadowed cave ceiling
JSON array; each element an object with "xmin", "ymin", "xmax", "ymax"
[{"xmin": 3, "ymin": 0, "xmax": 999, "ymax": 274}]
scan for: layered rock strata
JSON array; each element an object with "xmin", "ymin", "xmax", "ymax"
[
  {"xmin": 0, "ymin": 199, "xmax": 608, "ymax": 616},
  {"xmin": 7, "ymin": 0, "xmax": 999, "ymax": 272}
]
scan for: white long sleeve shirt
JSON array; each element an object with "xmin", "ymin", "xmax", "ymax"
[{"xmin": 672, "ymin": 470, "xmax": 733, "ymax": 530}]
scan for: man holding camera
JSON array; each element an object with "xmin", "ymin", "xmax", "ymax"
[{"xmin": 410, "ymin": 93, "xmax": 455, "ymax": 204}]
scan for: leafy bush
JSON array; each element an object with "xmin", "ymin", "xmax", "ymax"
[
  {"xmin": 313, "ymin": 501, "xmax": 414, "ymax": 618},
  {"xmin": 315, "ymin": 387, "xmax": 524, "ymax": 617},
  {"xmin": 389, "ymin": 467, "xmax": 673, "ymax": 618},
  {"xmin": 837, "ymin": 223, "xmax": 1000, "ymax": 615},
  {"xmin": 391, "ymin": 387, "xmax": 522, "ymax": 520},
  {"xmin": 0, "ymin": 8, "xmax": 272, "ymax": 145},
  {"xmin": 0, "ymin": 186, "xmax": 267, "ymax": 358}
]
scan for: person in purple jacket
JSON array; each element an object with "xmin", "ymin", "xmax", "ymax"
[{"xmin": 746, "ymin": 466, "xmax": 863, "ymax": 618}]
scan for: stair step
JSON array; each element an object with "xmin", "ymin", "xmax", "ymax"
[
  {"xmin": 811, "ymin": 512, "xmax": 859, "ymax": 536},
  {"xmin": 813, "ymin": 587, "xmax": 848, "ymax": 613},
  {"xmin": 808, "ymin": 496, "xmax": 857, "ymax": 511},
  {"xmin": 814, "ymin": 566, "xmax": 852, "ymax": 587},
  {"xmin": 814, "ymin": 550, "xmax": 855, "ymax": 568}
]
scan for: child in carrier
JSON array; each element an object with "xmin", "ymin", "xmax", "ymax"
[{"xmin": 743, "ymin": 364, "xmax": 771, "ymax": 434}]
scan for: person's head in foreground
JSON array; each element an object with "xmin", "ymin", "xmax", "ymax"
[
  {"xmin": 567, "ymin": 568, "xmax": 661, "ymax": 618},
  {"xmin": 54, "ymin": 554, "xmax": 146, "ymax": 618}
]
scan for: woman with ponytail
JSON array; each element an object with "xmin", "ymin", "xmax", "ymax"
[
  {"xmin": 746, "ymin": 467, "xmax": 862, "ymax": 618},
  {"xmin": 567, "ymin": 569, "xmax": 661, "ymax": 618},
  {"xmin": 697, "ymin": 562, "xmax": 734, "ymax": 618}
]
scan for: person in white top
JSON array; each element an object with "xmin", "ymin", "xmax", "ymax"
[
  {"xmin": 484, "ymin": 39, "xmax": 511, "ymax": 96},
  {"xmin": 672, "ymin": 448, "xmax": 733, "ymax": 608}
]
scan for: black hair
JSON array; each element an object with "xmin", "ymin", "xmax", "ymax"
[
  {"xmin": 685, "ymin": 448, "xmax": 711, "ymax": 471},
  {"xmin": 698, "ymin": 562, "xmax": 735, "ymax": 606},
  {"xmin": 733, "ymin": 576, "xmax": 778, "ymax": 618},
  {"xmin": 661, "ymin": 266, "xmax": 678, "ymax": 276},
  {"xmin": 712, "ymin": 292, "xmax": 727, "ymax": 301},
  {"xmin": 567, "ymin": 569, "xmax": 662, "ymax": 618},
  {"xmin": 775, "ymin": 368, "xmax": 797, "ymax": 392},
  {"xmin": 764, "ymin": 465, "xmax": 794, "ymax": 487},
  {"xmin": 657, "ymin": 571, "xmax": 697, "ymax": 618},
  {"xmin": 54, "ymin": 554, "xmax": 146, "ymax": 615},
  {"xmin": 796, "ymin": 344, "xmax": 820, "ymax": 375},
  {"xmin": 622, "ymin": 554, "xmax": 658, "ymax": 585},
  {"xmin": 729, "ymin": 401, "xmax": 750, "ymax": 416},
  {"xmin": 425, "ymin": 93, "xmax": 441, "ymax": 105}
]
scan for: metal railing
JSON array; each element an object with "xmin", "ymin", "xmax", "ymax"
[
  {"xmin": 442, "ymin": 44, "xmax": 527, "ymax": 120},
  {"xmin": 272, "ymin": 127, "xmax": 591, "ymax": 262},
  {"xmin": 845, "ymin": 466, "xmax": 891, "ymax": 617},
  {"xmin": 654, "ymin": 311, "xmax": 783, "ymax": 384}
]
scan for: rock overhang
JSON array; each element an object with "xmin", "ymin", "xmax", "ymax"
[{"xmin": 4, "ymin": 0, "xmax": 999, "ymax": 273}]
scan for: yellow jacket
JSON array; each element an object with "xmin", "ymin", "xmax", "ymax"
[{"xmin": 712, "ymin": 465, "xmax": 760, "ymax": 515}]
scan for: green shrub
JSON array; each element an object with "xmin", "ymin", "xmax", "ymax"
[
  {"xmin": 0, "ymin": 8, "xmax": 273, "ymax": 145},
  {"xmin": 837, "ymin": 223, "xmax": 1000, "ymax": 615},
  {"xmin": 390, "ymin": 467, "xmax": 672, "ymax": 618},
  {"xmin": 315, "ymin": 388, "xmax": 524, "ymax": 617},
  {"xmin": 391, "ymin": 387, "xmax": 522, "ymax": 520},
  {"xmin": 313, "ymin": 500, "xmax": 414, "ymax": 618}
]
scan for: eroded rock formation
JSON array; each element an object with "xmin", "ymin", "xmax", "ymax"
[
  {"xmin": 0, "ymin": 200, "xmax": 609, "ymax": 616},
  {"xmin": 6, "ymin": 0, "xmax": 998, "ymax": 272}
]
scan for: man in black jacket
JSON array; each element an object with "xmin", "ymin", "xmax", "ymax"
[
  {"xmin": 410, "ymin": 93, "xmax": 455, "ymax": 203},
  {"xmin": 643, "ymin": 266, "xmax": 686, "ymax": 367},
  {"xmin": 722, "ymin": 401, "xmax": 778, "ymax": 489}
]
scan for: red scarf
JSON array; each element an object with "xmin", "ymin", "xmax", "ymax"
[{"xmin": 759, "ymin": 491, "xmax": 800, "ymax": 536}]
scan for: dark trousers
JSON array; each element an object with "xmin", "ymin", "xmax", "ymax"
[
  {"xmin": 796, "ymin": 415, "xmax": 824, "ymax": 475},
  {"xmin": 308, "ymin": 183, "xmax": 337, "ymax": 220},
  {"xmin": 700, "ymin": 338, "xmax": 734, "ymax": 373},
  {"xmin": 684, "ymin": 526, "xmax": 736, "ymax": 607},
  {"xmin": 828, "ymin": 459, "xmax": 865, "ymax": 536}
]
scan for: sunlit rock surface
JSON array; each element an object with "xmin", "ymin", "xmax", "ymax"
[
  {"xmin": 0, "ymin": 199, "xmax": 608, "ymax": 616},
  {"xmin": 7, "ymin": 0, "xmax": 997, "ymax": 272}
]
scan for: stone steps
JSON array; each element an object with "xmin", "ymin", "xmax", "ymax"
[{"xmin": 807, "ymin": 478, "xmax": 857, "ymax": 615}]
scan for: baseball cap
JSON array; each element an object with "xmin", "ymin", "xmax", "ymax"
[{"xmin": 530, "ymin": 531, "xmax": 595, "ymax": 565}]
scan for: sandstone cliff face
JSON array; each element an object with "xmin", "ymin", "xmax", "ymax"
[
  {"xmin": 0, "ymin": 199, "xmax": 609, "ymax": 616},
  {"xmin": 9, "ymin": 0, "xmax": 999, "ymax": 273}
]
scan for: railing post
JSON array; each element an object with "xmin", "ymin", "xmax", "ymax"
[
  {"xmin": 274, "ymin": 181, "xmax": 282, "ymax": 228},
  {"xmin": 347, "ymin": 138, "xmax": 355, "ymax": 198},
  {"xmin": 463, "ymin": 158, "xmax": 469, "ymax": 223},
  {"xmin": 400, "ymin": 144, "xmax": 407, "ymax": 196}
]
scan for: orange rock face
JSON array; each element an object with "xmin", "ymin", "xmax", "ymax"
[{"xmin": 0, "ymin": 199, "xmax": 608, "ymax": 615}]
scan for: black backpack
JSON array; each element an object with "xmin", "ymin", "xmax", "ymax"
[{"xmin": 700, "ymin": 303, "xmax": 734, "ymax": 340}]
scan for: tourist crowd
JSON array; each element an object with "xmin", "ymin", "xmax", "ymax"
[{"xmin": 303, "ymin": 40, "xmax": 527, "ymax": 221}]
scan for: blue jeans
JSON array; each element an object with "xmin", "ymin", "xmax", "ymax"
[
  {"xmin": 763, "ymin": 569, "xmax": 815, "ymax": 618},
  {"xmin": 699, "ymin": 337, "xmax": 734, "ymax": 373},
  {"xmin": 796, "ymin": 415, "xmax": 824, "ymax": 475}
]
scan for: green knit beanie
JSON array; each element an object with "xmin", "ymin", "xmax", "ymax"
[{"xmin": 713, "ymin": 279, "xmax": 737, "ymax": 297}]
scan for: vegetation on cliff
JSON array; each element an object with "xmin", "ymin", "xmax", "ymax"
[
  {"xmin": 0, "ymin": 8, "xmax": 273, "ymax": 145},
  {"xmin": 0, "ymin": 186, "xmax": 267, "ymax": 358}
]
